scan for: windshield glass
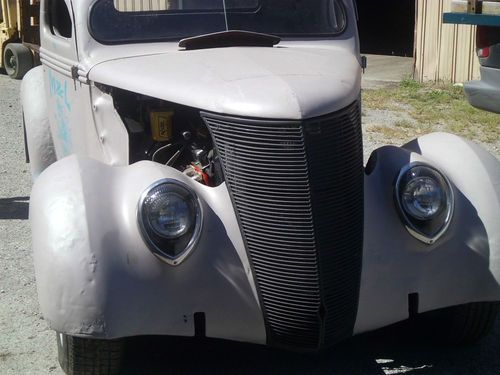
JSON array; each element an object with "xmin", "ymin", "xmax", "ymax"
[{"xmin": 89, "ymin": 0, "xmax": 347, "ymax": 44}]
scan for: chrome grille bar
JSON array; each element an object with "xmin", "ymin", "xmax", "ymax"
[{"xmin": 202, "ymin": 101, "xmax": 363, "ymax": 350}]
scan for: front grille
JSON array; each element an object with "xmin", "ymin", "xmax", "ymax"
[{"xmin": 202, "ymin": 102, "xmax": 363, "ymax": 351}]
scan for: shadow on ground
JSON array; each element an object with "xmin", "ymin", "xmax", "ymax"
[
  {"xmin": 121, "ymin": 318, "xmax": 500, "ymax": 375},
  {"xmin": 0, "ymin": 196, "xmax": 29, "ymax": 220}
]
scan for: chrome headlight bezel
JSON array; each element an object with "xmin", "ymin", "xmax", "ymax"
[
  {"xmin": 395, "ymin": 162, "xmax": 454, "ymax": 245},
  {"xmin": 137, "ymin": 179, "xmax": 202, "ymax": 266}
]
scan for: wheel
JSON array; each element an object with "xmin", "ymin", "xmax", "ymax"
[
  {"xmin": 417, "ymin": 302, "xmax": 499, "ymax": 343},
  {"xmin": 3, "ymin": 43, "xmax": 33, "ymax": 79},
  {"xmin": 56, "ymin": 332, "xmax": 124, "ymax": 375}
]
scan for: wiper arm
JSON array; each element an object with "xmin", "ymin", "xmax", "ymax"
[{"xmin": 179, "ymin": 30, "xmax": 281, "ymax": 50}]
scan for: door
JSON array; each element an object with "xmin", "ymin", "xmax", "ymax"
[{"xmin": 40, "ymin": 0, "xmax": 93, "ymax": 159}]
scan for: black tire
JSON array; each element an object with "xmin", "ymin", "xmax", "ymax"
[
  {"xmin": 418, "ymin": 302, "xmax": 499, "ymax": 343},
  {"xmin": 57, "ymin": 332, "xmax": 124, "ymax": 375},
  {"xmin": 3, "ymin": 43, "xmax": 33, "ymax": 79}
]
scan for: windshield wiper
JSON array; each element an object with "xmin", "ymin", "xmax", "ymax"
[{"xmin": 179, "ymin": 30, "xmax": 281, "ymax": 50}]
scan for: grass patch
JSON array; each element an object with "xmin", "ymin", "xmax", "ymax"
[
  {"xmin": 367, "ymin": 122, "xmax": 434, "ymax": 142},
  {"xmin": 368, "ymin": 125, "xmax": 408, "ymax": 140},
  {"xmin": 394, "ymin": 120, "xmax": 414, "ymax": 129},
  {"xmin": 363, "ymin": 80, "xmax": 499, "ymax": 144}
]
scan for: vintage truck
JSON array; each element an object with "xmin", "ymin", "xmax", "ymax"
[
  {"xmin": 22, "ymin": 1, "xmax": 500, "ymax": 374},
  {"xmin": 1, "ymin": 0, "xmax": 39, "ymax": 79}
]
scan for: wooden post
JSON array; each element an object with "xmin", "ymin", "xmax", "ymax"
[
  {"xmin": 20, "ymin": 0, "xmax": 40, "ymax": 46},
  {"xmin": 467, "ymin": 0, "xmax": 481, "ymax": 14}
]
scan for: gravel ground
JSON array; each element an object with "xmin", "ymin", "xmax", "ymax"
[
  {"xmin": 1, "ymin": 74, "xmax": 499, "ymax": 374},
  {"xmin": 0, "ymin": 76, "xmax": 60, "ymax": 374}
]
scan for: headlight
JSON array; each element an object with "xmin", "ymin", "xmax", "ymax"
[
  {"xmin": 395, "ymin": 163, "xmax": 454, "ymax": 244},
  {"xmin": 138, "ymin": 180, "xmax": 202, "ymax": 265}
]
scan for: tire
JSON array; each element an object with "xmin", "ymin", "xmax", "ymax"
[
  {"xmin": 57, "ymin": 332, "xmax": 124, "ymax": 375},
  {"xmin": 418, "ymin": 302, "xmax": 499, "ymax": 343},
  {"xmin": 3, "ymin": 43, "xmax": 33, "ymax": 79}
]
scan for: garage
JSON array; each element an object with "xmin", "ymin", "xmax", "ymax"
[
  {"xmin": 356, "ymin": 0, "xmax": 481, "ymax": 82},
  {"xmin": 356, "ymin": 0, "xmax": 416, "ymax": 57}
]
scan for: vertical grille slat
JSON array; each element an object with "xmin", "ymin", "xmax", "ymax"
[
  {"xmin": 202, "ymin": 102, "xmax": 363, "ymax": 351},
  {"xmin": 303, "ymin": 103, "xmax": 364, "ymax": 347}
]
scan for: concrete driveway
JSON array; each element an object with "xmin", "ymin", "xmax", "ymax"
[{"xmin": 362, "ymin": 54, "xmax": 414, "ymax": 89}]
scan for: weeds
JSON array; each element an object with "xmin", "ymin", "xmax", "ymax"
[{"xmin": 363, "ymin": 79, "xmax": 499, "ymax": 145}]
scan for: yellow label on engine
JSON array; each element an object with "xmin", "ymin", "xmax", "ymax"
[{"xmin": 150, "ymin": 111, "xmax": 174, "ymax": 142}]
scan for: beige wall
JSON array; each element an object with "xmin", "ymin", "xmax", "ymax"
[{"xmin": 415, "ymin": 0, "xmax": 480, "ymax": 83}]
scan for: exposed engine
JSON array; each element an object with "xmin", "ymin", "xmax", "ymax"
[{"xmin": 107, "ymin": 86, "xmax": 224, "ymax": 186}]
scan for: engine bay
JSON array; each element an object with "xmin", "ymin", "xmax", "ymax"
[{"xmin": 108, "ymin": 86, "xmax": 224, "ymax": 187}]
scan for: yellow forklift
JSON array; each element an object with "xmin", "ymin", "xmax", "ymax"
[{"xmin": 0, "ymin": 0, "xmax": 39, "ymax": 79}]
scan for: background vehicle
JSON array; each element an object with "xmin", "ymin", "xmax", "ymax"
[
  {"xmin": 22, "ymin": 1, "xmax": 500, "ymax": 374},
  {"xmin": 466, "ymin": 23, "xmax": 500, "ymax": 113},
  {"xmin": 446, "ymin": 0, "xmax": 500, "ymax": 113},
  {"xmin": 0, "ymin": 0, "xmax": 39, "ymax": 79}
]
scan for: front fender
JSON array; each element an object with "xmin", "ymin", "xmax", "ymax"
[
  {"xmin": 21, "ymin": 66, "xmax": 56, "ymax": 180},
  {"xmin": 30, "ymin": 155, "xmax": 266, "ymax": 343},
  {"xmin": 355, "ymin": 132, "xmax": 500, "ymax": 334}
]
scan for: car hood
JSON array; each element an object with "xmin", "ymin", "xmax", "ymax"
[{"xmin": 88, "ymin": 46, "xmax": 361, "ymax": 120}]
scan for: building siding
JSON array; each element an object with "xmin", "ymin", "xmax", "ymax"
[
  {"xmin": 415, "ymin": 0, "xmax": 480, "ymax": 82},
  {"xmin": 114, "ymin": 0, "xmax": 171, "ymax": 11}
]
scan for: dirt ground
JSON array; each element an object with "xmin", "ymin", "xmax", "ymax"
[{"xmin": 1, "ymin": 74, "xmax": 499, "ymax": 374}]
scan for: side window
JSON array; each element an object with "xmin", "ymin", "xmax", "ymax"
[
  {"xmin": 328, "ymin": 0, "xmax": 347, "ymax": 31},
  {"xmin": 48, "ymin": 0, "xmax": 72, "ymax": 38}
]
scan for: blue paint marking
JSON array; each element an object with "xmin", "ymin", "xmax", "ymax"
[{"xmin": 48, "ymin": 70, "xmax": 73, "ymax": 156}]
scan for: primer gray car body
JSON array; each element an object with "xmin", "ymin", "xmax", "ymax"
[
  {"xmin": 465, "ymin": 26, "xmax": 500, "ymax": 114},
  {"xmin": 22, "ymin": 0, "xmax": 500, "ymax": 356}
]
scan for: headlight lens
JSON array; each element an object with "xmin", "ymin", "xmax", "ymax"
[
  {"xmin": 401, "ymin": 173, "xmax": 446, "ymax": 220},
  {"xmin": 395, "ymin": 163, "xmax": 454, "ymax": 244},
  {"xmin": 144, "ymin": 187, "xmax": 194, "ymax": 239},
  {"xmin": 138, "ymin": 180, "xmax": 202, "ymax": 265}
]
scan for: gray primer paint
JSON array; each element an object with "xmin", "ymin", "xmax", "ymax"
[
  {"xmin": 26, "ymin": 0, "xmax": 500, "ymax": 344},
  {"xmin": 30, "ymin": 156, "xmax": 266, "ymax": 342},
  {"xmin": 30, "ymin": 133, "xmax": 500, "ymax": 340},
  {"xmin": 355, "ymin": 132, "xmax": 500, "ymax": 334},
  {"xmin": 88, "ymin": 46, "xmax": 361, "ymax": 120},
  {"xmin": 21, "ymin": 66, "xmax": 56, "ymax": 180}
]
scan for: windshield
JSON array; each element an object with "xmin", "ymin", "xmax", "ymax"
[{"xmin": 89, "ymin": 0, "xmax": 347, "ymax": 44}]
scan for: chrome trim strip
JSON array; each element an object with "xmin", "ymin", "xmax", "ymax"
[
  {"xmin": 40, "ymin": 47, "xmax": 89, "ymax": 83},
  {"xmin": 137, "ymin": 179, "xmax": 203, "ymax": 266},
  {"xmin": 40, "ymin": 58, "xmax": 70, "ymax": 77},
  {"xmin": 40, "ymin": 47, "xmax": 75, "ymax": 66},
  {"xmin": 41, "ymin": 55, "xmax": 70, "ymax": 71}
]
